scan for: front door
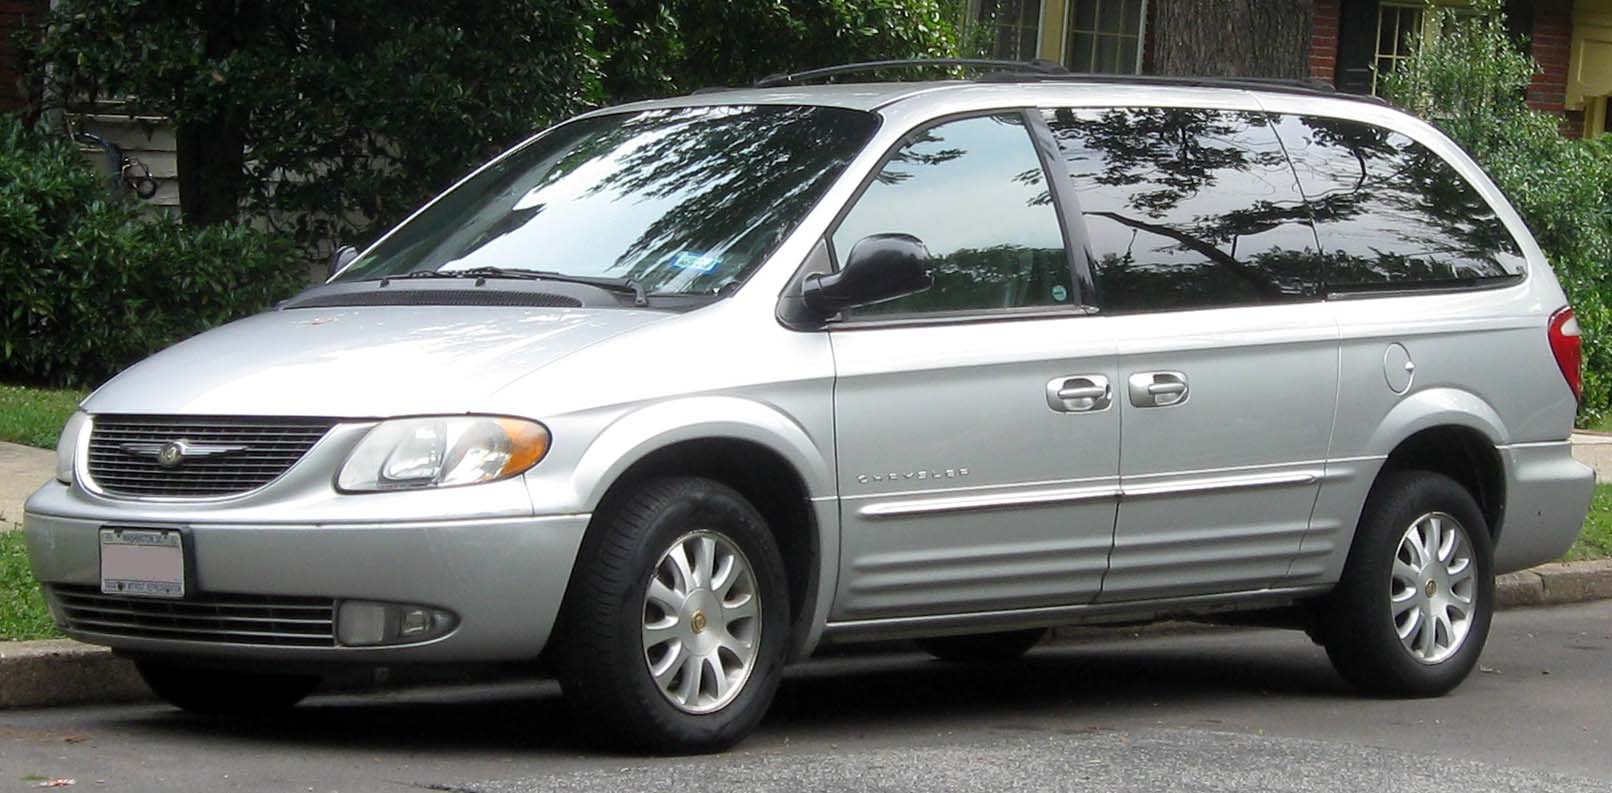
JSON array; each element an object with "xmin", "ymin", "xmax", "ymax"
[
  {"xmin": 1040, "ymin": 105, "xmax": 1340, "ymax": 602},
  {"xmin": 827, "ymin": 112, "xmax": 1121, "ymax": 621}
]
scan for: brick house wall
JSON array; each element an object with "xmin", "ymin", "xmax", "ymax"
[
  {"xmin": 0, "ymin": 0, "xmax": 44, "ymax": 114},
  {"xmin": 1311, "ymin": 0, "xmax": 1342, "ymax": 84},
  {"xmin": 1530, "ymin": 0, "xmax": 1573, "ymax": 113}
]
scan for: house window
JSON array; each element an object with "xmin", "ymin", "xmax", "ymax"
[
  {"xmin": 974, "ymin": 0, "xmax": 1044, "ymax": 61},
  {"xmin": 1065, "ymin": 0, "xmax": 1147, "ymax": 74},
  {"xmin": 1372, "ymin": 3, "xmax": 1425, "ymax": 94}
]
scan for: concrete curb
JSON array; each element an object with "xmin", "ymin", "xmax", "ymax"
[
  {"xmin": 0, "ymin": 640, "xmax": 149, "ymax": 709},
  {"xmin": 5, "ymin": 560, "xmax": 1612, "ymax": 711},
  {"xmin": 1495, "ymin": 559, "xmax": 1612, "ymax": 608}
]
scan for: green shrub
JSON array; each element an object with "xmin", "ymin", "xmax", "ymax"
[
  {"xmin": 0, "ymin": 114, "xmax": 302, "ymax": 388},
  {"xmin": 1382, "ymin": 0, "xmax": 1612, "ymax": 425}
]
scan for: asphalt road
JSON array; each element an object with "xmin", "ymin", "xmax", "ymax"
[{"xmin": 3, "ymin": 600, "xmax": 1610, "ymax": 793}]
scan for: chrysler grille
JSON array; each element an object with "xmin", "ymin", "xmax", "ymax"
[
  {"xmin": 51, "ymin": 585, "xmax": 337, "ymax": 647},
  {"xmin": 86, "ymin": 415, "xmax": 339, "ymax": 498}
]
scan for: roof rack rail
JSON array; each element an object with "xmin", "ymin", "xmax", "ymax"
[
  {"xmin": 979, "ymin": 71, "xmax": 1386, "ymax": 104},
  {"xmin": 755, "ymin": 58, "xmax": 1067, "ymax": 89}
]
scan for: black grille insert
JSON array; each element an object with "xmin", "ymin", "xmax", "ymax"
[
  {"xmin": 86, "ymin": 415, "xmax": 339, "ymax": 498},
  {"xmin": 51, "ymin": 585, "xmax": 337, "ymax": 647}
]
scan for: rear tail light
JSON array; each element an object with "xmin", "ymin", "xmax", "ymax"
[{"xmin": 1548, "ymin": 306, "xmax": 1583, "ymax": 401}]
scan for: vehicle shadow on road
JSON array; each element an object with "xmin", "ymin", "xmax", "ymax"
[
  {"xmin": 106, "ymin": 629, "xmax": 1353, "ymax": 754},
  {"xmin": 770, "ymin": 633, "xmax": 1351, "ymax": 730}
]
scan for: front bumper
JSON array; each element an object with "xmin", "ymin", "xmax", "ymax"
[{"xmin": 23, "ymin": 481, "xmax": 590, "ymax": 663}]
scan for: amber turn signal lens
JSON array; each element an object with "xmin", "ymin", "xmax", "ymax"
[{"xmin": 498, "ymin": 418, "xmax": 551, "ymax": 478}]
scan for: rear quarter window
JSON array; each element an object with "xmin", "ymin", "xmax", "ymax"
[{"xmin": 1270, "ymin": 114, "xmax": 1526, "ymax": 292}]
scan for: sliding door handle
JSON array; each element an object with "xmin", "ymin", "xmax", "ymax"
[{"xmin": 1128, "ymin": 371, "xmax": 1189, "ymax": 407}]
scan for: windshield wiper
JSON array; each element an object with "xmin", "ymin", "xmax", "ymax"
[{"xmin": 385, "ymin": 267, "xmax": 648, "ymax": 306}]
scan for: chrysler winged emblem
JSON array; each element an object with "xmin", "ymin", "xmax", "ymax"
[{"xmin": 122, "ymin": 439, "xmax": 248, "ymax": 468}]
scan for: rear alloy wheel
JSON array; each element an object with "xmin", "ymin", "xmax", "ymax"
[
  {"xmin": 1389, "ymin": 512, "xmax": 1479, "ymax": 664},
  {"xmin": 1319, "ymin": 470, "xmax": 1495, "ymax": 698},
  {"xmin": 915, "ymin": 628, "xmax": 1047, "ymax": 664},
  {"xmin": 137, "ymin": 662, "xmax": 320, "ymax": 716},
  {"xmin": 558, "ymin": 477, "xmax": 790, "ymax": 754}
]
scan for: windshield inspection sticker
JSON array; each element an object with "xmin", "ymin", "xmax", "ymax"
[
  {"xmin": 1052, "ymin": 285, "xmax": 1069, "ymax": 302},
  {"xmin": 669, "ymin": 252, "xmax": 721, "ymax": 273}
]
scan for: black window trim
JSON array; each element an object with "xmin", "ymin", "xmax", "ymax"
[
  {"xmin": 817, "ymin": 107, "xmax": 1097, "ymax": 331},
  {"xmin": 1325, "ymin": 273, "xmax": 1526, "ymax": 300},
  {"xmin": 1026, "ymin": 108, "xmax": 1100, "ymax": 308}
]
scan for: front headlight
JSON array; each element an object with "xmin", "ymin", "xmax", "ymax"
[
  {"xmin": 55, "ymin": 411, "xmax": 89, "ymax": 484},
  {"xmin": 337, "ymin": 416, "xmax": 550, "ymax": 492}
]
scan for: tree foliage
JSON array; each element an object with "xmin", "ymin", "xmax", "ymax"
[
  {"xmin": 1382, "ymin": 0, "xmax": 1612, "ymax": 424},
  {"xmin": 22, "ymin": 1, "xmax": 961, "ymax": 260}
]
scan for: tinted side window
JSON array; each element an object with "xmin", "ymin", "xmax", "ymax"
[
  {"xmin": 1043, "ymin": 107, "xmax": 1322, "ymax": 313},
  {"xmin": 832, "ymin": 114, "xmax": 1075, "ymax": 317},
  {"xmin": 1271, "ymin": 115, "xmax": 1525, "ymax": 290}
]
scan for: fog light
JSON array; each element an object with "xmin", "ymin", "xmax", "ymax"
[{"xmin": 336, "ymin": 601, "xmax": 457, "ymax": 647}]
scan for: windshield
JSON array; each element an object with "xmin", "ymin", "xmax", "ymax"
[{"xmin": 336, "ymin": 105, "xmax": 880, "ymax": 296}]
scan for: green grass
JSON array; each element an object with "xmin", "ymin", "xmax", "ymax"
[
  {"xmin": 0, "ymin": 531, "xmax": 59, "ymax": 641},
  {"xmin": 1564, "ymin": 484, "xmax": 1612, "ymax": 562},
  {"xmin": 0, "ymin": 383, "xmax": 86, "ymax": 449}
]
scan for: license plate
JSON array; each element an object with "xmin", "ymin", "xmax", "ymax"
[{"xmin": 100, "ymin": 528, "xmax": 185, "ymax": 599}]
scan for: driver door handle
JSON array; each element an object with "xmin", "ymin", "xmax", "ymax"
[{"xmin": 1046, "ymin": 375, "xmax": 1112, "ymax": 413}]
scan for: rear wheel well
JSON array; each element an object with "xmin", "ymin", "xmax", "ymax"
[
  {"xmin": 1379, "ymin": 426, "xmax": 1505, "ymax": 539},
  {"xmin": 588, "ymin": 438, "xmax": 820, "ymax": 656}
]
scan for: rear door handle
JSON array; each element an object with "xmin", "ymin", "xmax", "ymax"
[
  {"xmin": 1128, "ymin": 371, "xmax": 1189, "ymax": 407},
  {"xmin": 1046, "ymin": 375, "xmax": 1111, "ymax": 413}
]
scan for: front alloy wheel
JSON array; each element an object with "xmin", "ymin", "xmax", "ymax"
[
  {"xmin": 642, "ymin": 531, "xmax": 763, "ymax": 714},
  {"xmin": 557, "ymin": 476, "xmax": 790, "ymax": 754}
]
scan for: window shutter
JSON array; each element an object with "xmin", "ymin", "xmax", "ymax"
[{"xmin": 1336, "ymin": 0, "xmax": 1380, "ymax": 94}]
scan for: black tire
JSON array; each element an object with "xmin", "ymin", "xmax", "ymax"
[
  {"xmin": 556, "ymin": 476, "xmax": 791, "ymax": 754},
  {"xmin": 914, "ymin": 628, "xmax": 1047, "ymax": 663},
  {"xmin": 1318, "ymin": 469, "xmax": 1495, "ymax": 698},
  {"xmin": 136, "ymin": 661, "xmax": 319, "ymax": 716}
]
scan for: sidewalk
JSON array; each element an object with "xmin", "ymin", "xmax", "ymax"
[
  {"xmin": 1571, "ymin": 431, "xmax": 1612, "ymax": 483},
  {"xmin": 0, "ymin": 441, "xmax": 52, "ymax": 530}
]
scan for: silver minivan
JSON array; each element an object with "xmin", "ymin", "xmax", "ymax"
[{"xmin": 25, "ymin": 65, "xmax": 1596, "ymax": 753}]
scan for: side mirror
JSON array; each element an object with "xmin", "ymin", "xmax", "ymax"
[
  {"xmin": 801, "ymin": 233, "xmax": 933, "ymax": 317},
  {"xmin": 328, "ymin": 245, "xmax": 359, "ymax": 278}
]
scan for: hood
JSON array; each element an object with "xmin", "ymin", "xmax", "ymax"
[{"xmin": 83, "ymin": 306, "xmax": 671, "ymax": 417}]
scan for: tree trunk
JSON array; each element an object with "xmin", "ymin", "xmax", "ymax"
[
  {"xmin": 1151, "ymin": 0, "xmax": 1314, "ymax": 79},
  {"xmin": 175, "ymin": 0, "xmax": 262, "ymax": 226}
]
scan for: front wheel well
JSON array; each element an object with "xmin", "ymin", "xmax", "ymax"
[
  {"xmin": 1378, "ymin": 425, "xmax": 1505, "ymax": 540},
  {"xmin": 586, "ymin": 437, "xmax": 820, "ymax": 654}
]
